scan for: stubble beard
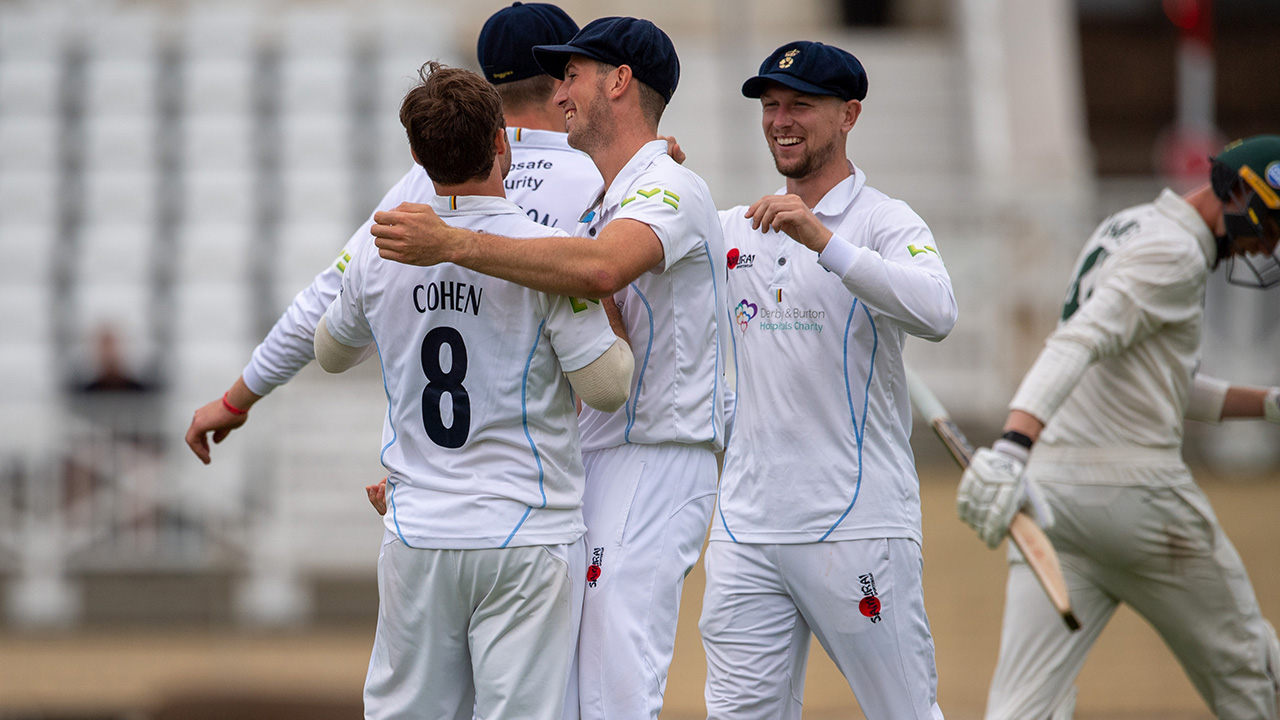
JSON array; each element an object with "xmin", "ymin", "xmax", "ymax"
[
  {"xmin": 771, "ymin": 135, "xmax": 841, "ymax": 180},
  {"xmin": 566, "ymin": 79, "xmax": 614, "ymax": 156}
]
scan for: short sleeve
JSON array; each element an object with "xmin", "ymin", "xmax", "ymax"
[
  {"xmin": 542, "ymin": 294, "xmax": 618, "ymax": 373},
  {"xmin": 323, "ymin": 242, "xmax": 374, "ymax": 348},
  {"xmin": 615, "ymin": 169, "xmax": 703, "ymax": 273}
]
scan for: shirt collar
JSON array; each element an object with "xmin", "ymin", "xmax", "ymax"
[
  {"xmin": 773, "ymin": 162, "xmax": 866, "ymax": 217},
  {"xmin": 507, "ymin": 126, "xmax": 570, "ymax": 150},
  {"xmin": 1154, "ymin": 188, "xmax": 1217, "ymax": 268},
  {"xmin": 429, "ymin": 193, "xmax": 524, "ymax": 217}
]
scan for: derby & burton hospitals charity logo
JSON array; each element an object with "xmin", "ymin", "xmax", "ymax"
[{"xmin": 735, "ymin": 299, "xmax": 757, "ymax": 333}]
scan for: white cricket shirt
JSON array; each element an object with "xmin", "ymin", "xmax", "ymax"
[
  {"xmin": 242, "ymin": 127, "xmax": 602, "ymax": 395},
  {"xmin": 712, "ymin": 168, "xmax": 956, "ymax": 544},
  {"xmin": 323, "ymin": 194, "xmax": 618, "ymax": 549},
  {"xmin": 1012, "ymin": 189, "xmax": 1217, "ymax": 478},
  {"xmin": 575, "ymin": 140, "xmax": 728, "ymax": 452}
]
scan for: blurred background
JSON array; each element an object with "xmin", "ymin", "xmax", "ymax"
[{"xmin": 0, "ymin": 0, "xmax": 1277, "ymax": 717}]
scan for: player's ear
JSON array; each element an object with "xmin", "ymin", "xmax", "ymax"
[
  {"xmin": 610, "ymin": 64, "xmax": 633, "ymax": 100},
  {"xmin": 842, "ymin": 99, "xmax": 862, "ymax": 132}
]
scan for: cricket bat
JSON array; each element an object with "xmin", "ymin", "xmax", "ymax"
[{"xmin": 906, "ymin": 366, "xmax": 1081, "ymax": 632}]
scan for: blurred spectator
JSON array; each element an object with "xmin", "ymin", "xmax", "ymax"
[{"xmin": 76, "ymin": 325, "xmax": 154, "ymax": 395}]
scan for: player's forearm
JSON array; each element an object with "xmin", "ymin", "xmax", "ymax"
[
  {"xmin": 449, "ymin": 227, "xmax": 629, "ymax": 299},
  {"xmin": 1002, "ymin": 410, "xmax": 1044, "ymax": 443},
  {"xmin": 242, "ymin": 275, "xmax": 337, "ymax": 394},
  {"xmin": 1221, "ymin": 385, "xmax": 1278, "ymax": 420},
  {"xmin": 1187, "ymin": 376, "xmax": 1276, "ymax": 423},
  {"xmin": 602, "ymin": 297, "xmax": 631, "ymax": 346},
  {"xmin": 225, "ymin": 376, "xmax": 263, "ymax": 413}
]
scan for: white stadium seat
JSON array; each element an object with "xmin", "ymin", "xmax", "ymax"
[
  {"xmin": 172, "ymin": 281, "xmax": 253, "ymax": 344},
  {"xmin": 184, "ymin": 116, "xmax": 254, "ymax": 174},
  {"xmin": 0, "ymin": 171, "xmax": 58, "ymax": 225},
  {"xmin": 175, "ymin": 221, "xmax": 253, "ymax": 284},
  {"xmin": 183, "ymin": 59, "xmax": 254, "ymax": 118},
  {"xmin": 0, "ymin": 221, "xmax": 56, "ymax": 283},
  {"xmin": 281, "ymin": 168, "xmax": 352, "ymax": 226},
  {"xmin": 0, "ymin": 60, "xmax": 61, "ymax": 117},
  {"xmin": 182, "ymin": 5, "xmax": 256, "ymax": 62},
  {"xmin": 84, "ymin": 5, "xmax": 160, "ymax": 62},
  {"xmin": 279, "ymin": 112, "xmax": 349, "ymax": 173},
  {"xmin": 83, "ymin": 170, "xmax": 158, "ymax": 226},
  {"xmin": 0, "ymin": 116, "xmax": 59, "ymax": 174},
  {"xmin": 182, "ymin": 171, "xmax": 255, "ymax": 226},
  {"xmin": 83, "ymin": 114, "xmax": 157, "ymax": 174},
  {"xmin": 86, "ymin": 59, "xmax": 156, "ymax": 117},
  {"xmin": 74, "ymin": 220, "xmax": 155, "ymax": 286},
  {"xmin": 0, "ymin": 7, "xmax": 71, "ymax": 62}
]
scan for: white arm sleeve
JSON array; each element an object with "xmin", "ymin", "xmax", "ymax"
[
  {"xmin": 816, "ymin": 202, "xmax": 957, "ymax": 341},
  {"xmin": 1008, "ymin": 337, "xmax": 1093, "ymax": 424},
  {"xmin": 313, "ymin": 316, "xmax": 373, "ymax": 374},
  {"xmin": 566, "ymin": 339, "xmax": 634, "ymax": 412},
  {"xmin": 1185, "ymin": 373, "xmax": 1231, "ymax": 424},
  {"xmin": 241, "ymin": 166, "xmax": 423, "ymax": 396},
  {"xmin": 242, "ymin": 243, "xmax": 354, "ymax": 394}
]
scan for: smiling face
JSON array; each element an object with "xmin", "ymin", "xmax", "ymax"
[
  {"xmin": 759, "ymin": 84, "xmax": 856, "ymax": 180},
  {"xmin": 554, "ymin": 55, "xmax": 615, "ymax": 155}
]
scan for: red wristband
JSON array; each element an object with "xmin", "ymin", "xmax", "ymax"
[{"xmin": 222, "ymin": 392, "xmax": 248, "ymax": 416}]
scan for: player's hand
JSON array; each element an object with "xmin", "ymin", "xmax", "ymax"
[
  {"xmin": 658, "ymin": 135, "xmax": 685, "ymax": 164},
  {"xmin": 745, "ymin": 194, "xmax": 833, "ymax": 253},
  {"xmin": 366, "ymin": 478, "xmax": 387, "ymax": 516},
  {"xmin": 185, "ymin": 398, "xmax": 249, "ymax": 465},
  {"xmin": 371, "ymin": 202, "xmax": 468, "ymax": 267},
  {"xmin": 957, "ymin": 439, "xmax": 1034, "ymax": 548}
]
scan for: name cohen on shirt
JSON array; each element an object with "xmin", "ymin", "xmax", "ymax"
[{"xmin": 412, "ymin": 280, "xmax": 484, "ymax": 316}]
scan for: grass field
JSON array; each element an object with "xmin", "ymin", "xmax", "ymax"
[{"xmin": 0, "ymin": 465, "xmax": 1275, "ymax": 719}]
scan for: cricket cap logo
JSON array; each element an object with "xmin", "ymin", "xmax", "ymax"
[
  {"xmin": 778, "ymin": 48, "xmax": 799, "ymax": 69},
  {"xmin": 735, "ymin": 299, "xmax": 758, "ymax": 333}
]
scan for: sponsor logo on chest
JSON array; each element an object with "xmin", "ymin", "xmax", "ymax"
[
  {"xmin": 727, "ymin": 247, "xmax": 756, "ymax": 270},
  {"xmin": 735, "ymin": 298, "xmax": 825, "ymax": 334}
]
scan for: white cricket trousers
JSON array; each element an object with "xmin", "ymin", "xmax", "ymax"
[
  {"xmin": 577, "ymin": 443, "xmax": 719, "ymax": 720},
  {"xmin": 985, "ymin": 480, "xmax": 1279, "ymax": 720},
  {"xmin": 363, "ymin": 531, "xmax": 586, "ymax": 720},
  {"xmin": 700, "ymin": 537, "xmax": 945, "ymax": 720}
]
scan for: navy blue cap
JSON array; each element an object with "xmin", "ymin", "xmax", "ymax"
[
  {"xmin": 477, "ymin": 3, "xmax": 578, "ymax": 85},
  {"xmin": 532, "ymin": 16, "xmax": 680, "ymax": 103},
  {"xmin": 742, "ymin": 41, "xmax": 868, "ymax": 101}
]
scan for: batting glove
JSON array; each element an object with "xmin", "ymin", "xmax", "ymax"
[
  {"xmin": 957, "ymin": 439, "xmax": 1035, "ymax": 549},
  {"xmin": 1265, "ymin": 388, "xmax": 1280, "ymax": 425}
]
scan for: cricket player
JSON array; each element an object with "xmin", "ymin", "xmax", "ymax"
[
  {"xmin": 699, "ymin": 42, "xmax": 955, "ymax": 720},
  {"xmin": 369, "ymin": 17, "xmax": 726, "ymax": 719},
  {"xmin": 184, "ymin": 2, "xmax": 599, "ymax": 459},
  {"xmin": 314, "ymin": 62, "xmax": 632, "ymax": 720},
  {"xmin": 958, "ymin": 135, "xmax": 1280, "ymax": 719}
]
